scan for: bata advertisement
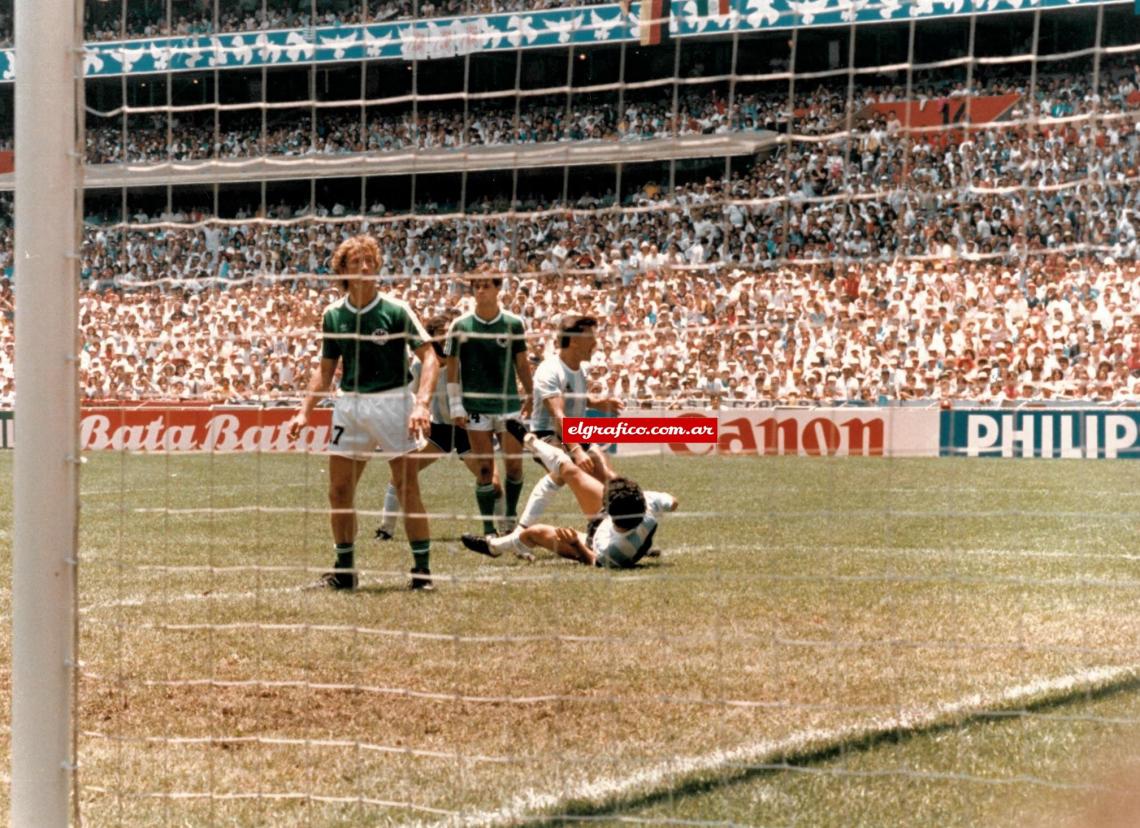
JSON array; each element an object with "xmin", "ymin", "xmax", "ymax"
[
  {"xmin": 78, "ymin": 405, "xmax": 333, "ymax": 453},
  {"xmin": 939, "ymin": 409, "xmax": 1140, "ymax": 459}
]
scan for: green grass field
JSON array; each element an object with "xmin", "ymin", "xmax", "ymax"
[{"xmin": 0, "ymin": 451, "xmax": 1138, "ymax": 826}]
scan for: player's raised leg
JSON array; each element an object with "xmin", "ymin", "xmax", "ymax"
[{"xmin": 525, "ymin": 432, "xmax": 604, "ymax": 516}]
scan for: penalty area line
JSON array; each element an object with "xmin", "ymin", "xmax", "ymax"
[{"xmin": 447, "ymin": 663, "xmax": 1140, "ymax": 828}]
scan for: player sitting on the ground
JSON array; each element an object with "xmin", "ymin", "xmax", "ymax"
[
  {"xmin": 462, "ymin": 431, "xmax": 677, "ymax": 568},
  {"xmin": 374, "ymin": 312, "xmax": 504, "ymax": 540},
  {"xmin": 445, "ymin": 270, "xmax": 533, "ymax": 536},
  {"xmin": 516, "ymin": 314, "xmax": 625, "ymax": 531}
]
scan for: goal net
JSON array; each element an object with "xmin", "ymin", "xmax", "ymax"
[{"xmin": 8, "ymin": 0, "xmax": 1140, "ymax": 824}]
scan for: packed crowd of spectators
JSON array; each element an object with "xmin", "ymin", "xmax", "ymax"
[
  {"xmin": 76, "ymin": 0, "xmax": 609, "ymax": 45},
  {"xmin": 84, "ymin": 90, "xmax": 773, "ymax": 164},
  {"xmin": 0, "ymin": 217, "xmax": 1138, "ymax": 407},
  {"xmin": 77, "ymin": 58, "xmax": 1139, "ymax": 166}
]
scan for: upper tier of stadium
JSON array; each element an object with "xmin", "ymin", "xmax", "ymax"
[{"xmin": 0, "ymin": 2, "xmax": 1137, "ymax": 405}]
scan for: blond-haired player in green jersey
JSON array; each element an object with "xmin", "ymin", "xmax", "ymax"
[{"xmin": 288, "ymin": 235, "xmax": 439, "ymax": 591}]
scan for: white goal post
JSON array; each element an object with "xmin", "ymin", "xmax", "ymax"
[{"xmin": 11, "ymin": 0, "xmax": 83, "ymax": 825}]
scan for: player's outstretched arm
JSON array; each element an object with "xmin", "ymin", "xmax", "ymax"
[
  {"xmin": 647, "ymin": 491, "xmax": 678, "ymax": 514},
  {"xmin": 544, "ymin": 393, "xmax": 594, "ymax": 474},
  {"xmin": 288, "ymin": 357, "xmax": 337, "ymax": 440},
  {"xmin": 587, "ymin": 393, "xmax": 625, "ymax": 414},
  {"xmin": 514, "ymin": 348, "xmax": 534, "ymax": 419},
  {"xmin": 445, "ymin": 353, "xmax": 467, "ymax": 429},
  {"xmin": 410, "ymin": 343, "xmax": 438, "ymax": 438}
]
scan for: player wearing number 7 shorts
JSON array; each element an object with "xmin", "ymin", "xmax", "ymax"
[{"xmin": 288, "ymin": 235, "xmax": 438, "ymax": 591}]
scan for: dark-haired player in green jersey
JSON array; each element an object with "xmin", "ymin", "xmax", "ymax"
[{"xmin": 444, "ymin": 269, "xmax": 534, "ymax": 537}]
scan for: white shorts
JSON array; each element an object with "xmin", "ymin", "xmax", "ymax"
[
  {"xmin": 464, "ymin": 410, "xmax": 523, "ymax": 434},
  {"xmin": 328, "ymin": 386, "xmax": 426, "ymax": 461}
]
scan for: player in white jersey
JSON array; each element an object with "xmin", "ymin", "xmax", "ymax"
[
  {"xmin": 462, "ymin": 433, "xmax": 676, "ymax": 568},
  {"xmin": 517, "ymin": 315, "xmax": 624, "ymax": 530}
]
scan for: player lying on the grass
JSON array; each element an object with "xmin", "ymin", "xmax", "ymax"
[
  {"xmin": 517, "ymin": 314, "xmax": 625, "ymax": 530},
  {"xmin": 445, "ymin": 269, "xmax": 533, "ymax": 536},
  {"xmin": 463, "ymin": 429, "xmax": 677, "ymax": 568},
  {"xmin": 288, "ymin": 234, "xmax": 438, "ymax": 591},
  {"xmin": 374, "ymin": 312, "xmax": 505, "ymax": 540}
]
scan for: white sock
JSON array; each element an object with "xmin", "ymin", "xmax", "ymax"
[
  {"xmin": 519, "ymin": 473, "xmax": 562, "ymax": 528},
  {"xmin": 490, "ymin": 529, "xmax": 532, "ymax": 557},
  {"xmin": 380, "ymin": 482, "xmax": 400, "ymax": 532},
  {"xmin": 528, "ymin": 438, "xmax": 571, "ymax": 476}
]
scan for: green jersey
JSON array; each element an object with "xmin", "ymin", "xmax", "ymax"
[
  {"xmin": 445, "ymin": 309, "xmax": 528, "ymax": 414},
  {"xmin": 321, "ymin": 294, "xmax": 428, "ymax": 394}
]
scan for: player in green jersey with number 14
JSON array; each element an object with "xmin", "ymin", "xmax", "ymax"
[{"xmin": 444, "ymin": 269, "xmax": 534, "ymax": 537}]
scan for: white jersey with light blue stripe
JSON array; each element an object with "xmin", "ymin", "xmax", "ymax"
[
  {"xmin": 591, "ymin": 491, "xmax": 675, "ymax": 568},
  {"xmin": 531, "ymin": 355, "xmax": 588, "ymax": 433}
]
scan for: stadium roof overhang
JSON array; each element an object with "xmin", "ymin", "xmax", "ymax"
[{"xmin": 0, "ymin": 131, "xmax": 779, "ymax": 191}]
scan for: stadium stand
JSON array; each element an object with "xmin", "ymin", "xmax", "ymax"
[
  {"xmin": 83, "ymin": 90, "xmax": 769, "ymax": 163},
  {"xmin": 77, "ymin": 0, "xmax": 610, "ymax": 44},
  {"xmin": 1, "ymin": 6, "xmax": 1140, "ymax": 408}
]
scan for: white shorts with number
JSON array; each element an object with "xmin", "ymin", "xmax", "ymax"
[
  {"xmin": 464, "ymin": 410, "xmax": 523, "ymax": 434},
  {"xmin": 328, "ymin": 385, "xmax": 426, "ymax": 461}
]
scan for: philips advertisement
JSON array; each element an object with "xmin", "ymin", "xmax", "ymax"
[{"xmin": 940, "ymin": 410, "xmax": 1140, "ymax": 459}]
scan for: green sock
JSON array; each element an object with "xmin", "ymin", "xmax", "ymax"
[
  {"xmin": 410, "ymin": 539, "xmax": 431, "ymax": 571},
  {"xmin": 334, "ymin": 543, "xmax": 354, "ymax": 570},
  {"xmin": 475, "ymin": 483, "xmax": 497, "ymax": 534},
  {"xmin": 505, "ymin": 476, "xmax": 524, "ymax": 518}
]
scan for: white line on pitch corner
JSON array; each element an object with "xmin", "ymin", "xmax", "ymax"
[
  {"xmin": 78, "ymin": 583, "xmax": 311, "ymax": 614},
  {"xmin": 447, "ymin": 664, "xmax": 1139, "ymax": 828}
]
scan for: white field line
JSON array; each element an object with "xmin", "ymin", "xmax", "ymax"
[
  {"xmin": 77, "ymin": 583, "xmax": 313, "ymax": 614},
  {"xmin": 444, "ymin": 664, "xmax": 1140, "ymax": 828},
  {"xmin": 78, "ymin": 480, "xmax": 315, "ymax": 498},
  {"xmin": 63, "ymin": 540, "xmax": 1140, "ymax": 573},
  {"xmin": 64, "ymin": 541, "xmax": 1140, "ymax": 616},
  {"xmin": 660, "ymin": 543, "xmax": 1140, "ymax": 563},
  {"xmin": 120, "ymin": 506, "xmax": 1140, "ymax": 520}
]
